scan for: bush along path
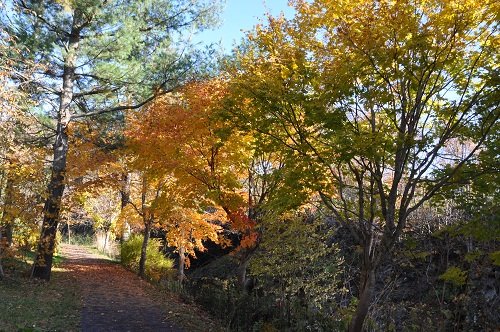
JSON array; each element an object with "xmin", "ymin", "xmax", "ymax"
[{"xmin": 60, "ymin": 243, "xmax": 221, "ymax": 332}]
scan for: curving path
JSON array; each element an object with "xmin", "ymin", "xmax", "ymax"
[{"xmin": 60, "ymin": 243, "xmax": 184, "ymax": 332}]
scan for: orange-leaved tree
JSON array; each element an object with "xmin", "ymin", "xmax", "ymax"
[{"xmin": 126, "ymin": 79, "xmax": 257, "ymax": 284}]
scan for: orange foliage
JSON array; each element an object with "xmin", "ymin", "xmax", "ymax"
[{"xmin": 125, "ymin": 78, "xmax": 258, "ymax": 254}]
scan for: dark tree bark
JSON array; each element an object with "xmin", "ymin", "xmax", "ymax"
[
  {"xmin": 120, "ymin": 172, "xmax": 131, "ymax": 242},
  {"xmin": 31, "ymin": 17, "xmax": 80, "ymax": 280},
  {"xmin": 178, "ymin": 245, "xmax": 186, "ymax": 282},
  {"xmin": 67, "ymin": 221, "xmax": 71, "ymax": 244},
  {"xmin": 120, "ymin": 173, "xmax": 131, "ymax": 209},
  {"xmin": 1, "ymin": 176, "xmax": 14, "ymax": 247},
  {"xmin": 138, "ymin": 218, "xmax": 151, "ymax": 278},
  {"xmin": 349, "ymin": 259, "xmax": 376, "ymax": 332}
]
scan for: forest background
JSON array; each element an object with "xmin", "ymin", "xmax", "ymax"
[{"xmin": 0, "ymin": 0, "xmax": 498, "ymax": 331}]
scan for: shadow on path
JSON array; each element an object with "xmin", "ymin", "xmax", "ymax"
[{"xmin": 60, "ymin": 243, "xmax": 184, "ymax": 332}]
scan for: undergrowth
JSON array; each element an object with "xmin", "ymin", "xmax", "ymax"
[{"xmin": 121, "ymin": 234, "xmax": 175, "ymax": 281}]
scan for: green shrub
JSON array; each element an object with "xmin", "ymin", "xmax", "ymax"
[
  {"xmin": 489, "ymin": 251, "xmax": 500, "ymax": 266},
  {"xmin": 439, "ymin": 266, "xmax": 467, "ymax": 286},
  {"xmin": 121, "ymin": 234, "xmax": 174, "ymax": 281}
]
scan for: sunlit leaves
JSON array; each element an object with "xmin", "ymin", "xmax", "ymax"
[
  {"xmin": 123, "ymin": 79, "xmax": 254, "ymax": 263},
  {"xmin": 251, "ymin": 210, "xmax": 343, "ymax": 307},
  {"xmin": 228, "ymin": 0, "xmax": 499, "ymax": 229},
  {"xmin": 78, "ymin": 187, "xmax": 121, "ymax": 232}
]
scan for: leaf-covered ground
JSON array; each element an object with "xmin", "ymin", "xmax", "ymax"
[
  {"xmin": 63, "ymin": 243, "xmax": 224, "ymax": 332},
  {"xmin": 0, "ymin": 244, "xmax": 224, "ymax": 332}
]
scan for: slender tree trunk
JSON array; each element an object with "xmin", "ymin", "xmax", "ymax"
[
  {"xmin": 138, "ymin": 219, "xmax": 151, "ymax": 278},
  {"xmin": 120, "ymin": 173, "xmax": 131, "ymax": 242},
  {"xmin": 104, "ymin": 231, "xmax": 109, "ymax": 252},
  {"xmin": 67, "ymin": 221, "xmax": 71, "ymax": 245},
  {"xmin": 120, "ymin": 173, "xmax": 131, "ymax": 208},
  {"xmin": 222, "ymin": 204, "xmax": 260, "ymax": 290},
  {"xmin": 0, "ymin": 230, "xmax": 4, "ymax": 280},
  {"xmin": 178, "ymin": 245, "xmax": 186, "ymax": 282},
  {"xmin": 32, "ymin": 18, "xmax": 80, "ymax": 280},
  {"xmin": 4, "ymin": 224, "xmax": 12, "ymax": 247},
  {"xmin": 1, "ymin": 176, "xmax": 14, "ymax": 247},
  {"xmin": 237, "ymin": 254, "xmax": 250, "ymax": 288},
  {"xmin": 349, "ymin": 260, "xmax": 376, "ymax": 332}
]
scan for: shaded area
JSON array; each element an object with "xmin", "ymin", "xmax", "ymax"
[
  {"xmin": 60, "ymin": 244, "xmax": 184, "ymax": 332},
  {"xmin": 0, "ymin": 256, "xmax": 80, "ymax": 331}
]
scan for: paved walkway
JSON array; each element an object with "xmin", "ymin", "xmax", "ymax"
[{"xmin": 60, "ymin": 244, "xmax": 184, "ymax": 332}]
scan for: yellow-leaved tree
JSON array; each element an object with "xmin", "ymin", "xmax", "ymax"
[
  {"xmin": 0, "ymin": 28, "xmax": 46, "ymax": 279},
  {"xmin": 226, "ymin": 0, "xmax": 499, "ymax": 330}
]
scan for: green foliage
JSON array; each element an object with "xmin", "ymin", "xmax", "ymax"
[
  {"xmin": 3, "ymin": 0, "xmax": 222, "ymax": 105},
  {"xmin": 251, "ymin": 211, "xmax": 344, "ymax": 309},
  {"xmin": 176, "ymin": 276, "xmax": 345, "ymax": 332},
  {"xmin": 121, "ymin": 234, "xmax": 174, "ymax": 281},
  {"xmin": 489, "ymin": 251, "xmax": 500, "ymax": 266},
  {"xmin": 439, "ymin": 266, "xmax": 467, "ymax": 286},
  {"xmin": 464, "ymin": 250, "xmax": 483, "ymax": 263},
  {"xmin": 64, "ymin": 233, "xmax": 94, "ymax": 246}
]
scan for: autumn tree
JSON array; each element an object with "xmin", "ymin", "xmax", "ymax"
[
  {"xmin": 0, "ymin": 26, "xmax": 47, "ymax": 279},
  {"xmin": 63, "ymin": 114, "xmax": 130, "ymax": 244},
  {"xmin": 226, "ymin": 1, "xmax": 499, "ymax": 330},
  {"xmin": 79, "ymin": 187, "xmax": 121, "ymax": 252},
  {"xmin": 126, "ymin": 80, "xmax": 259, "ymax": 284},
  {"xmin": 1, "ymin": 0, "xmax": 221, "ymax": 280},
  {"xmin": 157, "ymin": 188, "xmax": 223, "ymax": 281},
  {"xmin": 124, "ymin": 83, "xmax": 233, "ymax": 280},
  {"xmin": 121, "ymin": 172, "xmax": 168, "ymax": 278}
]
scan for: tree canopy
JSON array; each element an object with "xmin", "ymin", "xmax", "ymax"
[{"xmin": 0, "ymin": 0, "xmax": 498, "ymax": 331}]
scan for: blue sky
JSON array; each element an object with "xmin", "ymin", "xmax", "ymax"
[{"xmin": 193, "ymin": 0, "xmax": 295, "ymax": 52}]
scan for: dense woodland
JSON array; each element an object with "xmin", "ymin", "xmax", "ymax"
[{"xmin": 0, "ymin": 0, "xmax": 498, "ymax": 331}]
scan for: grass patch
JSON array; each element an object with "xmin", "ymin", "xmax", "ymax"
[
  {"xmin": 0, "ymin": 254, "xmax": 81, "ymax": 332},
  {"xmin": 62, "ymin": 234, "xmax": 94, "ymax": 246}
]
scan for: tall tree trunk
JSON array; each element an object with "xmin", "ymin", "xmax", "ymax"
[
  {"xmin": 31, "ymin": 118, "xmax": 70, "ymax": 280},
  {"xmin": 349, "ymin": 260, "xmax": 376, "ymax": 332},
  {"xmin": 32, "ymin": 18, "xmax": 80, "ymax": 280},
  {"xmin": 138, "ymin": 219, "xmax": 151, "ymax": 278},
  {"xmin": 178, "ymin": 245, "xmax": 186, "ymax": 282}
]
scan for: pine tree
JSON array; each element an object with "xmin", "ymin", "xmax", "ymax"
[{"xmin": 1, "ymin": 0, "xmax": 221, "ymax": 280}]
